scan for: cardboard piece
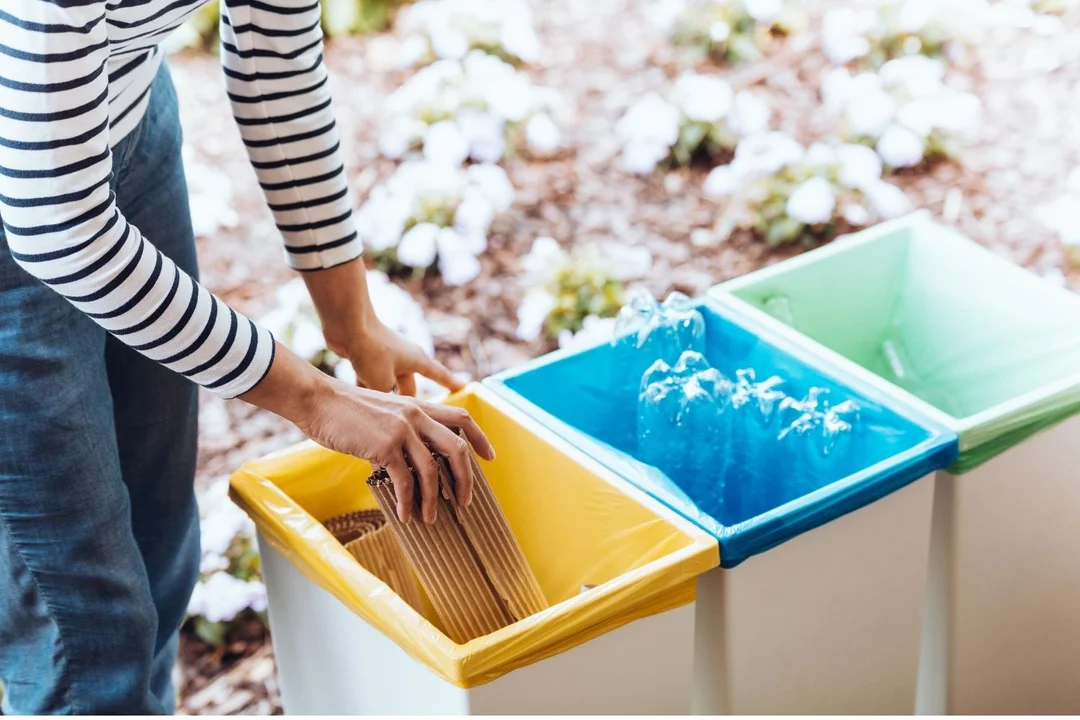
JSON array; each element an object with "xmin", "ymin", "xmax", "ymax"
[
  {"xmin": 367, "ymin": 443, "xmax": 548, "ymax": 644},
  {"xmin": 322, "ymin": 510, "xmax": 427, "ymax": 617}
]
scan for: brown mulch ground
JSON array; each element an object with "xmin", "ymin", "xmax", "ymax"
[{"xmin": 173, "ymin": 0, "xmax": 1080, "ymax": 712}]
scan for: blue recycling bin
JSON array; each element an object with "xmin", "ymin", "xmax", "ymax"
[{"xmin": 486, "ymin": 298, "xmax": 956, "ymax": 714}]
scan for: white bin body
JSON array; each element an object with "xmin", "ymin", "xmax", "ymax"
[
  {"xmin": 258, "ymin": 536, "xmax": 696, "ymax": 715},
  {"xmin": 693, "ymin": 474, "xmax": 935, "ymax": 715},
  {"xmin": 916, "ymin": 413, "xmax": 1080, "ymax": 715}
]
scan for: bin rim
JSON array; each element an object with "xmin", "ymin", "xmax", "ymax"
[
  {"xmin": 486, "ymin": 298, "xmax": 958, "ymax": 567},
  {"xmin": 708, "ymin": 213, "xmax": 1080, "ymax": 457},
  {"xmin": 229, "ymin": 384, "xmax": 719, "ymax": 686}
]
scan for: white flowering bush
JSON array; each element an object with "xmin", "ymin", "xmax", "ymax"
[
  {"xmin": 395, "ymin": 0, "xmax": 541, "ymax": 68},
  {"xmin": 379, "ymin": 51, "xmax": 565, "ymax": 164},
  {"xmin": 516, "ymin": 236, "xmax": 652, "ymax": 343},
  {"xmin": 657, "ymin": 0, "xmax": 806, "ymax": 64},
  {"xmin": 703, "ymin": 132, "xmax": 912, "ymax": 245},
  {"xmin": 261, "ymin": 273, "xmax": 445, "ymax": 394},
  {"xmin": 1036, "ymin": 168, "xmax": 1080, "ymax": 266},
  {"xmin": 616, "ymin": 71, "xmax": 769, "ymax": 175},
  {"xmin": 821, "ymin": 0, "xmax": 984, "ymax": 69},
  {"xmin": 186, "ymin": 480, "xmax": 266, "ymax": 646},
  {"xmin": 822, "ymin": 56, "xmax": 981, "ymax": 170},
  {"xmin": 355, "ymin": 160, "xmax": 514, "ymax": 285}
]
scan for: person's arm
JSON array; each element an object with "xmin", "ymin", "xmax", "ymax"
[
  {"xmin": 0, "ymin": 1, "xmax": 487, "ymax": 523},
  {"xmin": 218, "ymin": 0, "xmax": 459, "ymax": 394}
]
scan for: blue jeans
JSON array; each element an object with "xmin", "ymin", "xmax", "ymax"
[{"xmin": 0, "ymin": 62, "xmax": 200, "ymax": 714}]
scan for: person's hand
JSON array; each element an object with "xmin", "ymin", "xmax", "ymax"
[
  {"xmin": 301, "ymin": 258, "xmax": 463, "ymax": 395},
  {"xmin": 241, "ymin": 343, "xmax": 495, "ymax": 524}
]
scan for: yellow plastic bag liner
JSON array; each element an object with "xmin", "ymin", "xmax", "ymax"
[{"xmin": 229, "ymin": 384, "xmax": 719, "ymax": 688}]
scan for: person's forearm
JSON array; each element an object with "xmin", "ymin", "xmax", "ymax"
[
  {"xmin": 301, "ymin": 258, "xmax": 378, "ymax": 357},
  {"xmin": 239, "ymin": 341, "xmax": 328, "ymax": 429}
]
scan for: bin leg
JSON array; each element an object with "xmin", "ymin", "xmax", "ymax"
[
  {"xmin": 915, "ymin": 471, "xmax": 955, "ymax": 715},
  {"xmin": 692, "ymin": 569, "xmax": 733, "ymax": 715}
]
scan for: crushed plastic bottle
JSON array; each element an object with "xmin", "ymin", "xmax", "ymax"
[
  {"xmin": 731, "ymin": 368, "xmax": 790, "ymax": 435},
  {"xmin": 775, "ymin": 388, "xmax": 862, "ymax": 496},
  {"xmin": 636, "ymin": 351, "xmax": 734, "ymax": 508},
  {"xmin": 613, "ymin": 289, "xmax": 707, "ymax": 395}
]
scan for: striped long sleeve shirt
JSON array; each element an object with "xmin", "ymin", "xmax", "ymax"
[{"xmin": 0, "ymin": 0, "xmax": 363, "ymax": 398}]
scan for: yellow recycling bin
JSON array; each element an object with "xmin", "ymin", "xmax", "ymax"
[{"xmin": 230, "ymin": 384, "xmax": 718, "ymax": 715}]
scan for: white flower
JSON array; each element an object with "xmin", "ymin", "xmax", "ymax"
[
  {"xmin": 806, "ymin": 141, "xmax": 838, "ymax": 167},
  {"xmin": 744, "ymin": 0, "xmax": 783, "ymax": 22},
  {"xmin": 821, "ymin": 7, "xmax": 874, "ymax": 65},
  {"xmin": 397, "ymin": 222, "xmax": 441, "ymax": 268},
  {"xmin": 431, "ymin": 25, "xmax": 470, "ymax": 59},
  {"xmin": 501, "ymin": 20, "xmax": 540, "ymax": 63},
  {"xmin": 786, "ymin": 177, "xmax": 836, "ymax": 225},
  {"xmin": 335, "ymin": 361, "xmax": 357, "ymax": 385},
  {"xmin": 844, "ymin": 88, "xmax": 897, "ymax": 137},
  {"xmin": 863, "ymin": 180, "xmax": 911, "ymax": 219},
  {"xmin": 880, "ymin": 55, "xmax": 946, "ymax": 98},
  {"xmin": 200, "ymin": 553, "xmax": 230, "ymax": 575},
  {"xmin": 396, "ymin": 34, "xmax": 430, "ymax": 69},
  {"xmin": 521, "ymin": 235, "xmax": 567, "ymax": 282},
  {"xmin": 367, "ymin": 270, "xmax": 435, "ymax": 354},
  {"xmin": 457, "ymin": 109, "xmax": 506, "ymax": 163},
  {"xmin": 289, "ymin": 316, "xmax": 326, "ymax": 361},
  {"xmin": 453, "ymin": 194, "xmax": 495, "ymax": 253},
  {"xmin": 525, "ymin": 113, "xmax": 562, "ymax": 156},
  {"xmin": 1067, "ymin": 167, "xmax": 1080, "ymax": 196},
  {"xmin": 728, "ymin": 92, "xmax": 770, "ymax": 136},
  {"xmin": 379, "ymin": 118, "xmax": 426, "ymax": 159},
  {"xmin": 188, "ymin": 574, "xmax": 268, "ymax": 623},
  {"xmin": 616, "ymin": 94, "xmax": 681, "ymax": 149},
  {"xmin": 933, "ymin": 92, "xmax": 982, "ymax": 139},
  {"xmin": 356, "ymin": 187, "xmax": 411, "ymax": 251},
  {"xmin": 896, "ymin": 100, "xmax": 937, "ymax": 137},
  {"xmin": 466, "ymin": 163, "xmax": 514, "ymax": 211},
  {"xmin": 897, "ymin": 0, "xmax": 935, "ymax": 33},
  {"xmin": 558, "ymin": 315, "xmax": 618, "ymax": 351},
  {"xmin": 821, "ymin": 67, "xmax": 855, "ymax": 111},
  {"xmin": 516, "ymin": 288, "xmax": 557, "ymax": 341},
  {"xmin": 703, "ymin": 164, "xmax": 741, "ymax": 198},
  {"xmin": 198, "ymin": 481, "xmax": 254, "ymax": 559},
  {"xmin": 837, "ymin": 143, "xmax": 883, "ymax": 188},
  {"xmin": 436, "ymin": 228, "xmax": 482, "ymax": 285},
  {"xmin": 876, "ymin": 125, "xmax": 925, "ymax": 167},
  {"xmin": 423, "ymin": 121, "xmax": 470, "ymax": 166},
  {"xmin": 842, "ymin": 203, "xmax": 870, "ymax": 226},
  {"xmin": 733, "ymin": 132, "xmax": 804, "ymax": 176},
  {"xmin": 605, "ymin": 243, "xmax": 653, "ymax": 280},
  {"xmin": 671, "ymin": 72, "xmax": 734, "ymax": 123},
  {"xmin": 709, "ymin": 20, "xmax": 732, "ymax": 42},
  {"xmin": 620, "ymin": 141, "xmax": 667, "ymax": 175}
]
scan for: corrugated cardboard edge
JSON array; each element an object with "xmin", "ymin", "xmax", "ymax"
[
  {"xmin": 322, "ymin": 510, "xmax": 428, "ymax": 618},
  {"xmin": 438, "ymin": 447, "xmax": 548, "ymax": 621},
  {"xmin": 368, "ymin": 467, "xmax": 513, "ymax": 644}
]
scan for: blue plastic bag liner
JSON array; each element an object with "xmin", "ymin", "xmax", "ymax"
[{"xmin": 486, "ymin": 298, "xmax": 957, "ymax": 567}]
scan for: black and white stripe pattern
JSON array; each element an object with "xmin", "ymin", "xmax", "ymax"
[{"xmin": 0, "ymin": 0, "xmax": 363, "ymax": 398}]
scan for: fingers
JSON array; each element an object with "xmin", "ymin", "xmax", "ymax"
[
  {"xmin": 416, "ymin": 354, "xmax": 465, "ymax": 392},
  {"xmin": 397, "ymin": 372, "xmax": 417, "ymax": 397},
  {"xmin": 384, "ymin": 455, "xmax": 415, "ymax": 524},
  {"xmin": 403, "ymin": 430, "xmax": 441, "ymax": 524},
  {"xmin": 420, "ymin": 419, "xmax": 474, "ymax": 508},
  {"xmin": 423, "ymin": 403, "xmax": 496, "ymax": 461},
  {"xmin": 355, "ymin": 362, "xmax": 397, "ymax": 394}
]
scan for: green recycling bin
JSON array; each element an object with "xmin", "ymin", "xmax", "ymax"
[{"xmin": 710, "ymin": 213, "xmax": 1080, "ymax": 714}]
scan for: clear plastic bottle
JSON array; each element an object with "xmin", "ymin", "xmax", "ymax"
[
  {"xmin": 636, "ymin": 351, "xmax": 733, "ymax": 511},
  {"xmin": 613, "ymin": 289, "xmax": 707, "ymax": 396}
]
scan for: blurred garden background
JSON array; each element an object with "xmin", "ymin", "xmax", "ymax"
[{"xmin": 168, "ymin": 0, "xmax": 1080, "ymax": 712}]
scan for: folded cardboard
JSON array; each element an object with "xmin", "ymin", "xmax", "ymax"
[
  {"xmin": 367, "ymin": 443, "xmax": 548, "ymax": 644},
  {"xmin": 322, "ymin": 510, "xmax": 427, "ymax": 617}
]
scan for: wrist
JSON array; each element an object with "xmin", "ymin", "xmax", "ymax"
[
  {"xmin": 240, "ymin": 341, "xmax": 335, "ymax": 429},
  {"xmin": 301, "ymin": 258, "xmax": 380, "ymax": 353}
]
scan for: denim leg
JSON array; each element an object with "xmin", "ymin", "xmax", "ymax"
[
  {"xmin": 107, "ymin": 61, "xmax": 202, "ymax": 714},
  {"xmin": 0, "ymin": 238, "xmax": 163, "ymax": 714}
]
